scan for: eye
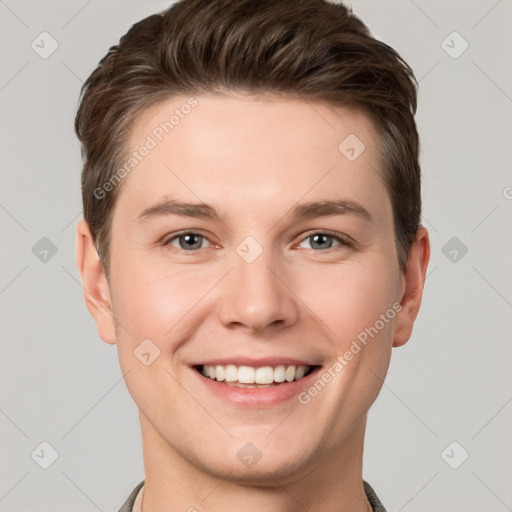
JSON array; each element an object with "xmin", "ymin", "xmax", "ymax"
[
  {"xmin": 165, "ymin": 232, "xmax": 210, "ymax": 251},
  {"xmin": 162, "ymin": 230, "xmax": 353, "ymax": 252},
  {"xmin": 297, "ymin": 231, "xmax": 352, "ymax": 251}
]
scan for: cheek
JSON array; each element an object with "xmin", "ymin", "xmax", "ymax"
[
  {"xmin": 113, "ymin": 267, "xmax": 175, "ymax": 334},
  {"xmin": 110, "ymin": 254, "xmax": 217, "ymax": 353},
  {"xmin": 299, "ymin": 257, "xmax": 399, "ymax": 345},
  {"xmin": 110, "ymin": 258, "xmax": 199, "ymax": 417}
]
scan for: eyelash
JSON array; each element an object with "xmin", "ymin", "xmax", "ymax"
[{"xmin": 162, "ymin": 230, "xmax": 354, "ymax": 252}]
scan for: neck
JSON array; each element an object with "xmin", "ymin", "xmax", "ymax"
[{"xmin": 139, "ymin": 413, "xmax": 371, "ymax": 512}]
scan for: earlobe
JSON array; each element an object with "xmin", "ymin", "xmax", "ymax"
[
  {"xmin": 393, "ymin": 226, "xmax": 431, "ymax": 348},
  {"xmin": 75, "ymin": 219, "xmax": 117, "ymax": 345}
]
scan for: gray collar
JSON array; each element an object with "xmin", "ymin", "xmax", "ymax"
[{"xmin": 119, "ymin": 479, "xmax": 387, "ymax": 511}]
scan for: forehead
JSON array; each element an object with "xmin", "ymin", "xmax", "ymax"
[{"xmin": 115, "ymin": 92, "xmax": 389, "ymax": 225}]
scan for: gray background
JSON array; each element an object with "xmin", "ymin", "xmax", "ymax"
[{"xmin": 1, "ymin": 0, "xmax": 511, "ymax": 510}]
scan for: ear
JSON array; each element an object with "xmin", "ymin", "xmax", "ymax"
[
  {"xmin": 393, "ymin": 226, "xmax": 431, "ymax": 348},
  {"xmin": 75, "ymin": 219, "xmax": 117, "ymax": 345}
]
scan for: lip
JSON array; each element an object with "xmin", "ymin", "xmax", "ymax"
[
  {"xmin": 191, "ymin": 364, "xmax": 322, "ymax": 407},
  {"xmin": 191, "ymin": 357, "xmax": 318, "ymax": 367}
]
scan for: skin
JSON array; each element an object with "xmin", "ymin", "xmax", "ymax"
[{"xmin": 76, "ymin": 92, "xmax": 430, "ymax": 512}]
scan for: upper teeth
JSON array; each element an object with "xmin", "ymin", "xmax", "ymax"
[{"xmin": 201, "ymin": 364, "xmax": 309, "ymax": 384}]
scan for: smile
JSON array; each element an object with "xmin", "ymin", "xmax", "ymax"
[{"xmin": 195, "ymin": 364, "xmax": 316, "ymax": 388}]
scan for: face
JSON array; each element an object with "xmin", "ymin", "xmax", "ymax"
[{"xmin": 79, "ymin": 93, "xmax": 427, "ymax": 485}]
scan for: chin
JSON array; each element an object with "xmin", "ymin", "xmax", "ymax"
[
  {"xmin": 206, "ymin": 454, "xmax": 314, "ymax": 487},
  {"xmin": 184, "ymin": 434, "xmax": 318, "ymax": 487}
]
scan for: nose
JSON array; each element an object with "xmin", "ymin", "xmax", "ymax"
[{"xmin": 216, "ymin": 247, "xmax": 300, "ymax": 334}]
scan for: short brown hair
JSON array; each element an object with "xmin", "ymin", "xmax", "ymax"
[{"xmin": 75, "ymin": 0, "xmax": 420, "ymax": 281}]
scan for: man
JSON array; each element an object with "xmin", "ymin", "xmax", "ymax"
[{"xmin": 74, "ymin": 0, "xmax": 430, "ymax": 510}]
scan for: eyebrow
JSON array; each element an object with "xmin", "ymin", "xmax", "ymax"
[{"xmin": 135, "ymin": 198, "xmax": 372, "ymax": 224}]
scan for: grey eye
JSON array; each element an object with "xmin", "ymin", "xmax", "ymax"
[
  {"xmin": 309, "ymin": 233, "xmax": 335, "ymax": 250},
  {"xmin": 297, "ymin": 232, "xmax": 350, "ymax": 251},
  {"xmin": 167, "ymin": 233, "xmax": 206, "ymax": 250}
]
